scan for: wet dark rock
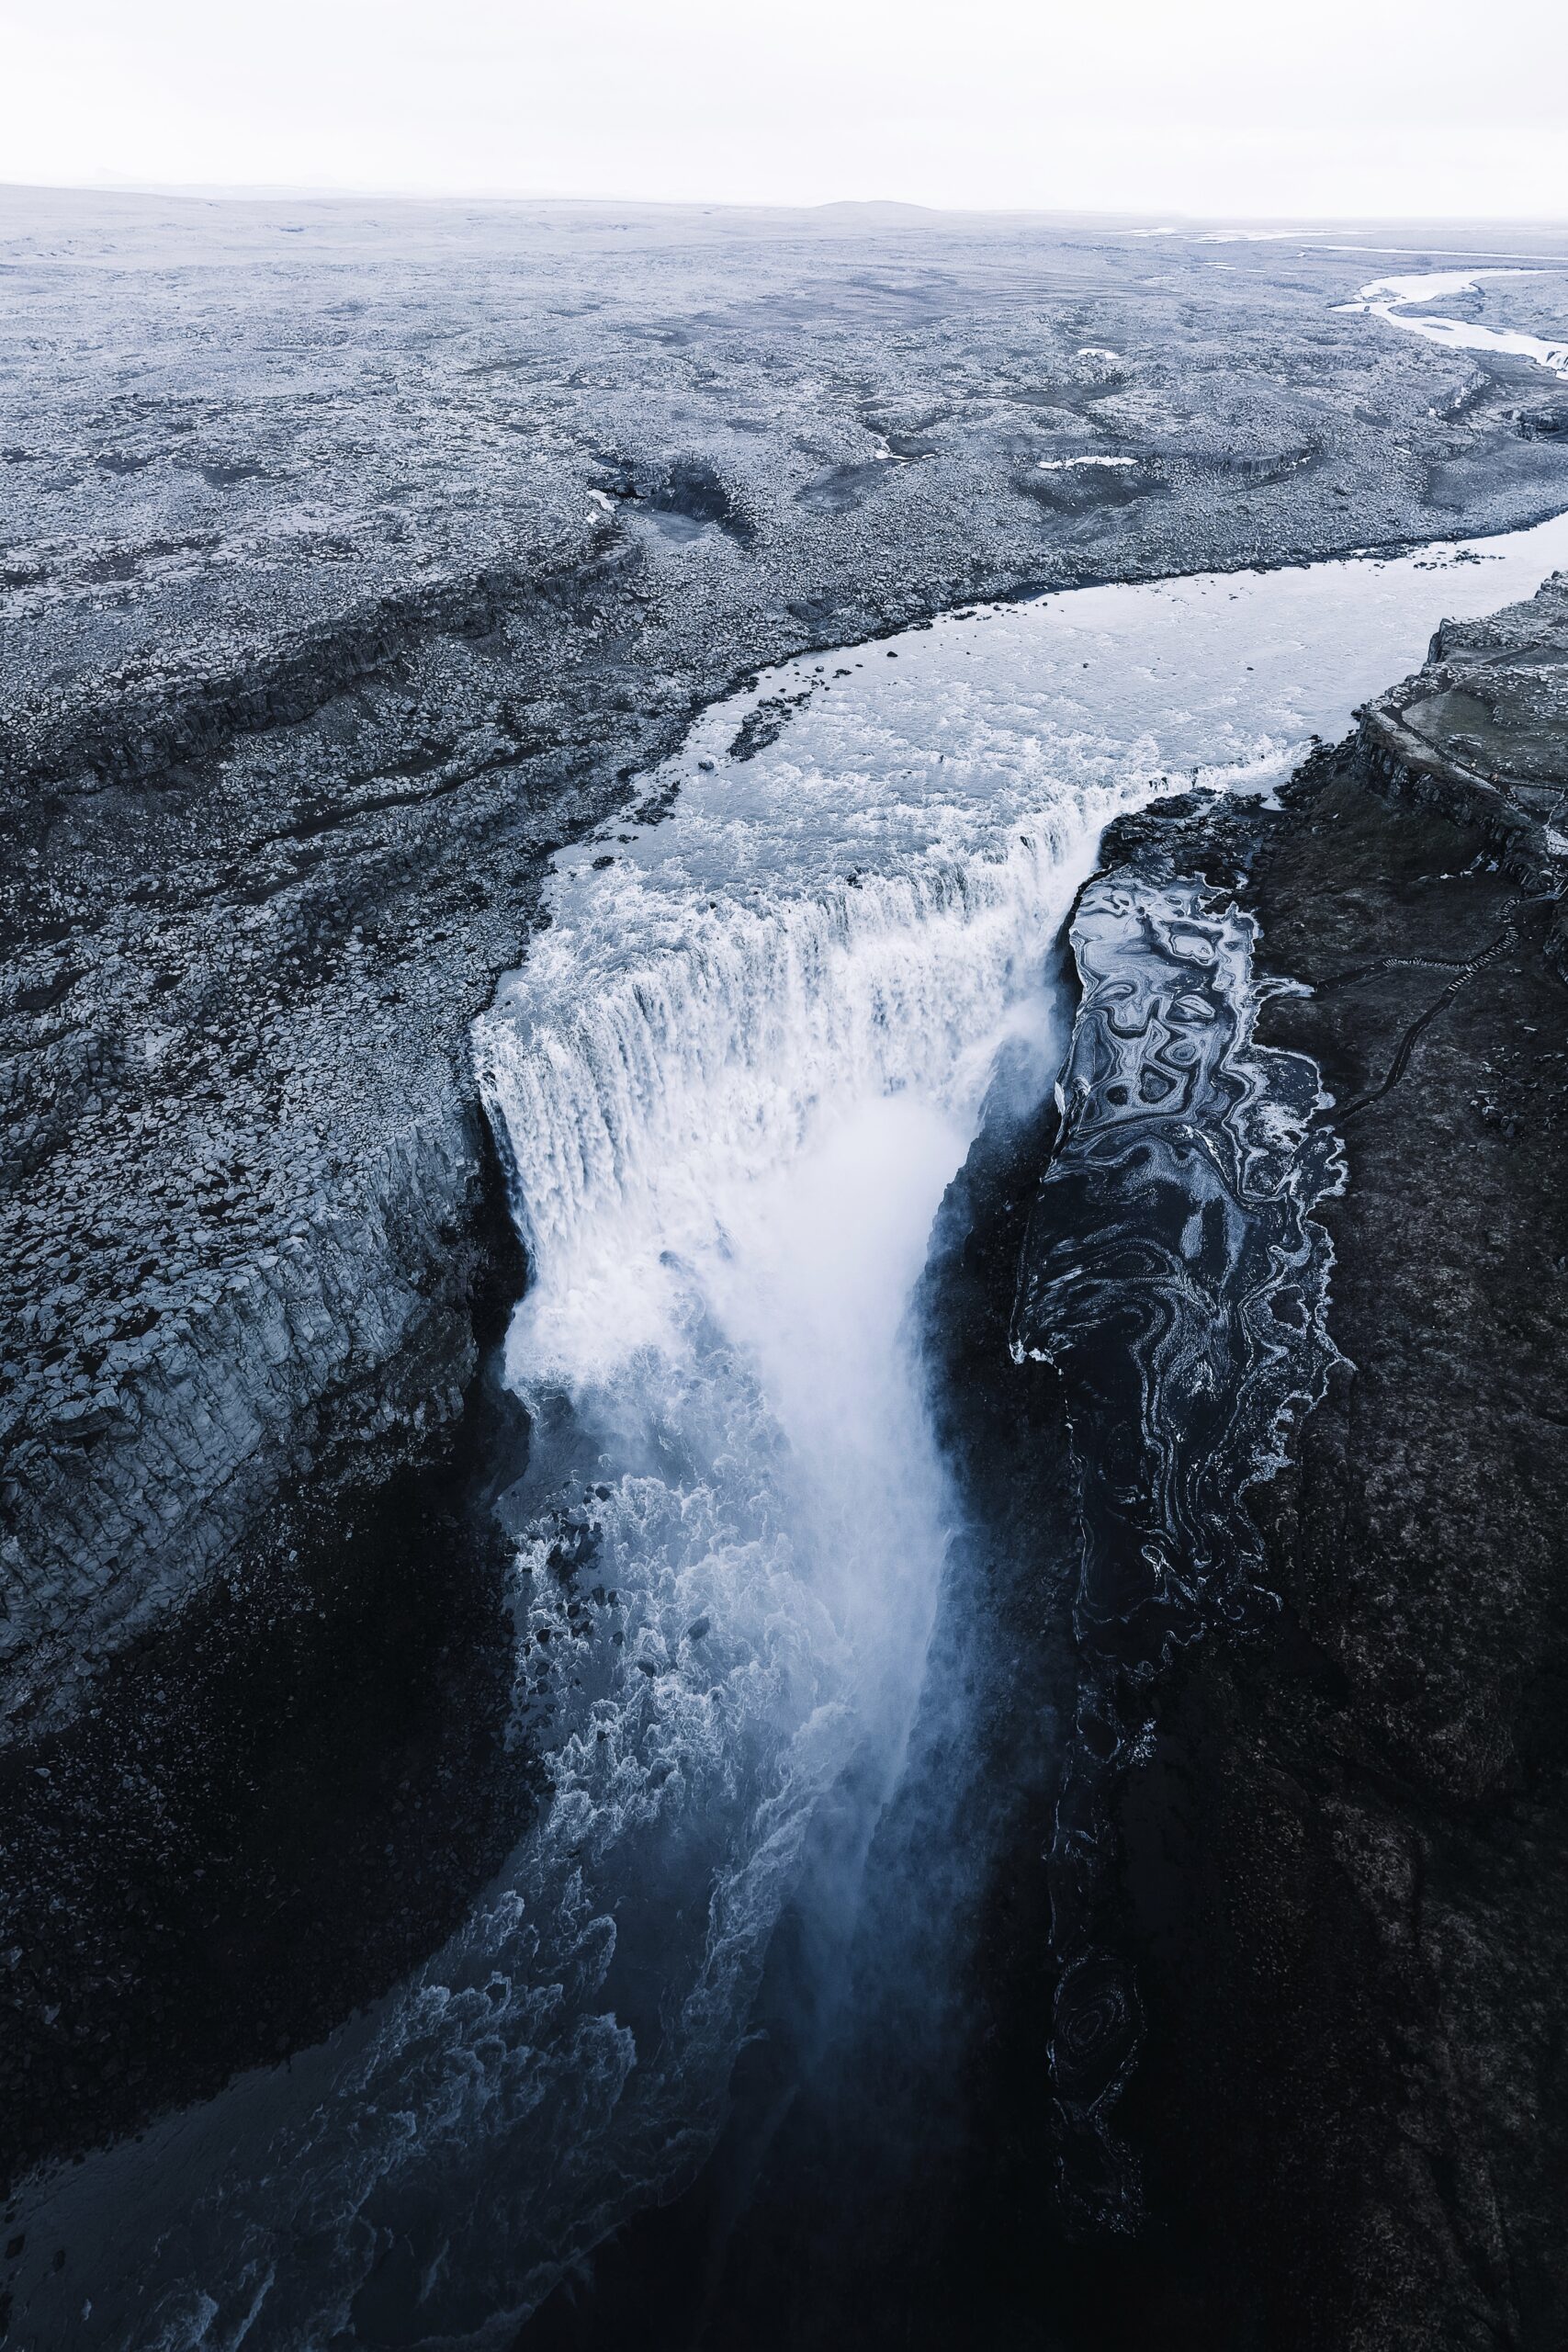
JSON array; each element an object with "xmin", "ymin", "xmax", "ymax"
[
  {"xmin": 917, "ymin": 582, "xmax": 1568, "ymax": 2345},
  {"xmin": 0, "ymin": 1121, "xmax": 537, "ymax": 2188},
  {"xmin": 1107, "ymin": 746, "xmax": 1568, "ymax": 2348},
  {"xmin": 1356, "ymin": 564, "xmax": 1568, "ymax": 964},
  {"xmin": 0, "ymin": 1350, "xmax": 536, "ymax": 2195}
]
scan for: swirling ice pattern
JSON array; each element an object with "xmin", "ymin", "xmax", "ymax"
[{"xmin": 1011, "ymin": 875, "xmax": 1345, "ymax": 2232}]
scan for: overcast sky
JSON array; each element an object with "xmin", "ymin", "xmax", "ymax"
[{"xmin": 2, "ymin": 0, "xmax": 1564, "ymax": 220}]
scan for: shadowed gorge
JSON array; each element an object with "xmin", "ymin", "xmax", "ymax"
[{"xmin": 4, "ymin": 187, "xmax": 1568, "ymax": 2352}]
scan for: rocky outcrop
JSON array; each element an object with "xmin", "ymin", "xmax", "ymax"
[
  {"xmin": 1130, "ymin": 752, "xmax": 1568, "ymax": 2351},
  {"xmin": 4, "ymin": 1091, "xmax": 492, "ymax": 1724},
  {"xmin": 1356, "ymin": 566, "xmax": 1568, "ymax": 959}
]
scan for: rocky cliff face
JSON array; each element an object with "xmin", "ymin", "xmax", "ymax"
[
  {"xmin": 1009, "ymin": 865, "xmax": 1344, "ymax": 2235},
  {"xmin": 1357, "ymin": 566, "xmax": 1568, "ymax": 959},
  {"xmin": 3, "ymin": 526, "xmax": 594, "ymax": 1731},
  {"xmin": 919, "ymin": 571, "xmax": 1568, "ymax": 2347}
]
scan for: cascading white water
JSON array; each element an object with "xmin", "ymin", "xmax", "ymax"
[
  {"xmin": 11, "ymin": 506, "xmax": 1568, "ymax": 2352},
  {"xmin": 482, "ymin": 833, "xmax": 1085, "ymax": 1380},
  {"xmin": 473, "ymin": 807, "xmax": 1111, "ymax": 2186}
]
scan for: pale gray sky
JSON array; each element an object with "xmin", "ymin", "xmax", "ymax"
[{"xmin": 3, "ymin": 0, "xmax": 1565, "ymax": 220}]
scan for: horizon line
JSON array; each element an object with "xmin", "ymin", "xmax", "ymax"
[{"xmin": 5, "ymin": 178, "xmax": 1568, "ymax": 232}]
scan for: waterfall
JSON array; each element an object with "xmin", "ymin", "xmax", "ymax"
[{"xmin": 468, "ymin": 780, "xmax": 1121, "ymax": 2267}]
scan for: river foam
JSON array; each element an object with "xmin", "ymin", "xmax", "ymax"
[{"xmin": 8, "ymin": 508, "xmax": 1568, "ymax": 2352}]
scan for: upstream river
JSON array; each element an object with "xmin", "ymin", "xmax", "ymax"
[
  {"xmin": 1338, "ymin": 265, "xmax": 1568, "ymax": 378},
  {"xmin": 8, "ymin": 508, "xmax": 1568, "ymax": 2352}
]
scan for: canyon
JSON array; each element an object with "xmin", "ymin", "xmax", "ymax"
[{"xmin": 3, "ymin": 191, "xmax": 1567, "ymax": 2350}]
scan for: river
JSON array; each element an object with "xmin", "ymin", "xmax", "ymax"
[{"xmin": 1336, "ymin": 267, "xmax": 1568, "ymax": 379}]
